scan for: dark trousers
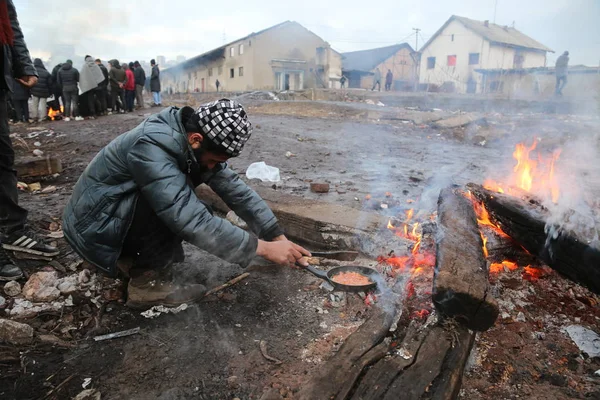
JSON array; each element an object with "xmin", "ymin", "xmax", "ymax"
[
  {"xmin": 97, "ymin": 86, "xmax": 108, "ymax": 113},
  {"xmin": 372, "ymin": 80, "xmax": 381, "ymax": 91},
  {"xmin": 63, "ymin": 90, "xmax": 78, "ymax": 117},
  {"xmin": 125, "ymin": 90, "xmax": 135, "ymax": 112},
  {"xmin": 84, "ymin": 91, "xmax": 96, "ymax": 117},
  {"xmin": 111, "ymin": 87, "xmax": 124, "ymax": 111},
  {"xmin": 0, "ymin": 92, "xmax": 27, "ymax": 233},
  {"xmin": 13, "ymin": 99, "xmax": 29, "ymax": 122},
  {"xmin": 385, "ymin": 82, "xmax": 392, "ymax": 91},
  {"xmin": 555, "ymin": 75, "xmax": 567, "ymax": 95}
]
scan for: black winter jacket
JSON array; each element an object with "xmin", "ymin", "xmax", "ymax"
[
  {"xmin": 134, "ymin": 66, "xmax": 145, "ymax": 86},
  {"xmin": 62, "ymin": 106, "xmax": 280, "ymax": 276},
  {"xmin": 150, "ymin": 65, "xmax": 160, "ymax": 92},
  {"xmin": 97, "ymin": 63, "xmax": 109, "ymax": 88},
  {"xmin": 1, "ymin": 0, "xmax": 37, "ymax": 92},
  {"xmin": 58, "ymin": 63, "xmax": 79, "ymax": 92},
  {"xmin": 31, "ymin": 58, "xmax": 51, "ymax": 98}
]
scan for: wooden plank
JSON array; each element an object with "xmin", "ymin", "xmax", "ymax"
[
  {"xmin": 433, "ymin": 187, "xmax": 499, "ymax": 331},
  {"xmin": 468, "ymin": 183, "xmax": 600, "ymax": 294},
  {"xmin": 15, "ymin": 156, "xmax": 62, "ymax": 178}
]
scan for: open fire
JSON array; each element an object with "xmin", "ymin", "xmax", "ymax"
[{"xmin": 47, "ymin": 105, "xmax": 64, "ymax": 121}]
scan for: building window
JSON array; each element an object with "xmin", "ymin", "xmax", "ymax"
[
  {"xmin": 239, "ymin": 44, "xmax": 244, "ymax": 55},
  {"xmin": 451, "ymin": 34, "xmax": 455, "ymax": 42},
  {"xmin": 218, "ymin": 66, "xmax": 223, "ymax": 75},
  {"xmin": 208, "ymin": 68, "xmax": 213, "ymax": 77},
  {"xmin": 230, "ymin": 68, "xmax": 234, "ymax": 78},
  {"xmin": 230, "ymin": 47, "xmax": 235, "ymax": 57},
  {"xmin": 427, "ymin": 57, "xmax": 436, "ymax": 69},
  {"xmin": 513, "ymin": 51, "xmax": 525, "ymax": 69},
  {"xmin": 239, "ymin": 66, "xmax": 244, "ymax": 77},
  {"xmin": 469, "ymin": 53, "xmax": 480, "ymax": 65},
  {"xmin": 447, "ymin": 55, "xmax": 457, "ymax": 66}
]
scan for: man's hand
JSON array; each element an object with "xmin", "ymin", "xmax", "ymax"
[
  {"xmin": 257, "ymin": 239, "xmax": 311, "ymax": 267},
  {"xmin": 16, "ymin": 76, "xmax": 38, "ymax": 88}
]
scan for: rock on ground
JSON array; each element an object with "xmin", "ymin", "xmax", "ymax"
[
  {"xmin": 0, "ymin": 318, "xmax": 34, "ymax": 344},
  {"xmin": 4, "ymin": 281, "xmax": 21, "ymax": 297},
  {"xmin": 22, "ymin": 271, "xmax": 60, "ymax": 302}
]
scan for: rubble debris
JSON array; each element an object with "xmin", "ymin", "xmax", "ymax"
[
  {"xmin": 57, "ymin": 275, "xmax": 78, "ymax": 295},
  {"xmin": 23, "ymin": 271, "xmax": 60, "ymax": 302},
  {"xmin": 310, "ymin": 183, "xmax": 330, "ymax": 193},
  {"xmin": 28, "ymin": 182, "xmax": 41, "ymax": 192},
  {"xmin": 141, "ymin": 303, "xmax": 189, "ymax": 319},
  {"xmin": 4, "ymin": 281, "xmax": 21, "ymax": 297},
  {"xmin": 565, "ymin": 325, "xmax": 600, "ymax": 358},
  {"xmin": 39, "ymin": 334, "xmax": 77, "ymax": 348},
  {"xmin": 94, "ymin": 327, "xmax": 140, "ymax": 342},
  {"xmin": 73, "ymin": 389, "xmax": 101, "ymax": 400},
  {"xmin": 41, "ymin": 185, "xmax": 57, "ymax": 193},
  {"xmin": 433, "ymin": 114, "xmax": 485, "ymax": 129},
  {"xmin": 9, "ymin": 298, "xmax": 65, "ymax": 317},
  {"xmin": 0, "ymin": 318, "xmax": 34, "ymax": 344},
  {"xmin": 259, "ymin": 340, "xmax": 283, "ymax": 364},
  {"xmin": 15, "ymin": 155, "xmax": 62, "ymax": 178}
]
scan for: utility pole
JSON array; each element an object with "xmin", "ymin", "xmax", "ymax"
[
  {"xmin": 412, "ymin": 28, "xmax": 421, "ymax": 51},
  {"xmin": 493, "ymin": 0, "xmax": 498, "ymax": 24}
]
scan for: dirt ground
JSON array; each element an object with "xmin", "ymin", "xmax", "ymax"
[{"xmin": 1, "ymin": 96, "xmax": 599, "ymax": 399}]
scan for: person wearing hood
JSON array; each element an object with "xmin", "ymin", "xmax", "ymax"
[
  {"xmin": 11, "ymin": 77, "xmax": 30, "ymax": 123},
  {"xmin": 95, "ymin": 59, "xmax": 109, "ymax": 115},
  {"xmin": 79, "ymin": 55, "xmax": 105, "ymax": 119},
  {"xmin": 124, "ymin": 63, "xmax": 135, "ymax": 112},
  {"xmin": 62, "ymin": 99, "xmax": 310, "ymax": 308},
  {"xmin": 108, "ymin": 59, "xmax": 126, "ymax": 113},
  {"xmin": 31, "ymin": 59, "xmax": 51, "ymax": 123},
  {"xmin": 57, "ymin": 59, "xmax": 80, "ymax": 121},
  {"xmin": 0, "ymin": 0, "xmax": 59, "ymax": 282},
  {"xmin": 51, "ymin": 63, "xmax": 63, "ymax": 110},
  {"xmin": 150, "ymin": 59, "xmax": 161, "ymax": 106},
  {"xmin": 133, "ymin": 61, "xmax": 145, "ymax": 108}
]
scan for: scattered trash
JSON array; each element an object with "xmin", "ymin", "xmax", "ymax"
[
  {"xmin": 565, "ymin": 325, "xmax": 600, "ymax": 358},
  {"xmin": 82, "ymin": 378, "xmax": 92, "ymax": 389},
  {"xmin": 28, "ymin": 182, "xmax": 41, "ymax": 192},
  {"xmin": 16, "ymin": 181, "xmax": 28, "ymax": 190},
  {"xmin": 32, "ymin": 149, "xmax": 44, "ymax": 157},
  {"xmin": 41, "ymin": 185, "xmax": 57, "ymax": 193},
  {"xmin": 94, "ymin": 327, "xmax": 140, "ymax": 341},
  {"xmin": 4, "ymin": 281, "xmax": 21, "ymax": 297},
  {"xmin": 380, "ymin": 203, "xmax": 388, "ymax": 209},
  {"xmin": 259, "ymin": 340, "xmax": 283, "ymax": 364},
  {"xmin": 397, "ymin": 347, "xmax": 413, "ymax": 360},
  {"xmin": 246, "ymin": 162, "xmax": 280, "ymax": 182},
  {"xmin": 47, "ymin": 230, "xmax": 64, "ymax": 239},
  {"xmin": 285, "ymin": 151, "xmax": 295, "ymax": 158},
  {"xmin": 377, "ymin": 101, "xmax": 385, "ymax": 107},
  {"xmin": 141, "ymin": 304, "xmax": 189, "ymax": 319},
  {"xmin": 33, "ymin": 141, "xmax": 41, "ymax": 147}
]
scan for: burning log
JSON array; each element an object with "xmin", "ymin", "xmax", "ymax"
[
  {"xmin": 468, "ymin": 183, "xmax": 600, "ymax": 294},
  {"xmin": 15, "ymin": 156, "xmax": 62, "ymax": 178},
  {"xmin": 433, "ymin": 187, "xmax": 499, "ymax": 331}
]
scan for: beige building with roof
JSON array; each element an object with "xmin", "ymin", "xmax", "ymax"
[
  {"xmin": 418, "ymin": 15, "xmax": 553, "ymax": 93},
  {"xmin": 161, "ymin": 21, "xmax": 342, "ymax": 93}
]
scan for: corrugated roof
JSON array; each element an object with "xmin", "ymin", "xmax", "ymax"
[
  {"xmin": 421, "ymin": 15, "xmax": 553, "ymax": 53},
  {"xmin": 342, "ymin": 43, "xmax": 414, "ymax": 72}
]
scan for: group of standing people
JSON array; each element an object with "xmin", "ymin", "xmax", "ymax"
[{"xmin": 11, "ymin": 56, "xmax": 162, "ymax": 123}]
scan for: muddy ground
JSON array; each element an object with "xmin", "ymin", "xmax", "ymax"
[{"xmin": 1, "ymin": 96, "xmax": 600, "ymax": 399}]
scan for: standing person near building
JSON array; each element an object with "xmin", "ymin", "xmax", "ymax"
[
  {"xmin": 31, "ymin": 59, "xmax": 51, "ymax": 123},
  {"xmin": 555, "ymin": 51, "xmax": 569, "ymax": 96},
  {"xmin": 133, "ymin": 61, "xmax": 145, "ymax": 109},
  {"xmin": 124, "ymin": 63, "xmax": 135, "ymax": 112},
  {"xmin": 150, "ymin": 59, "xmax": 161, "ymax": 106},
  {"xmin": 79, "ymin": 56, "xmax": 105, "ymax": 119},
  {"xmin": 385, "ymin": 69, "xmax": 393, "ymax": 91},
  {"xmin": 57, "ymin": 60, "xmax": 80, "ymax": 121},
  {"xmin": 371, "ymin": 68, "xmax": 382, "ymax": 91},
  {"xmin": 108, "ymin": 59, "xmax": 126, "ymax": 113},
  {"xmin": 95, "ymin": 59, "xmax": 109, "ymax": 115},
  {"xmin": 340, "ymin": 75, "xmax": 347, "ymax": 89},
  {"xmin": 51, "ymin": 63, "xmax": 63, "ymax": 110},
  {"xmin": 11, "ymin": 78, "xmax": 30, "ymax": 123},
  {"xmin": 215, "ymin": 79, "xmax": 220, "ymax": 92},
  {"xmin": 0, "ymin": 0, "xmax": 59, "ymax": 280}
]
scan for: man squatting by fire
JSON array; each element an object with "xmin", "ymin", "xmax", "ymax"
[{"xmin": 62, "ymin": 99, "xmax": 311, "ymax": 308}]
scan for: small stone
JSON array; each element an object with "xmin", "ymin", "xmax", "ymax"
[
  {"xmin": 57, "ymin": 276, "xmax": 78, "ymax": 295},
  {"xmin": 0, "ymin": 318, "xmax": 34, "ymax": 344},
  {"xmin": 227, "ymin": 376, "xmax": 239, "ymax": 388},
  {"xmin": 4, "ymin": 281, "xmax": 21, "ymax": 297},
  {"xmin": 574, "ymin": 317, "xmax": 581, "ymax": 323},
  {"xmin": 594, "ymin": 369, "xmax": 600, "ymax": 377},
  {"xmin": 310, "ymin": 183, "xmax": 330, "ymax": 193},
  {"xmin": 516, "ymin": 312, "xmax": 526, "ymax": 322},
  {"xmin": 0, "ymin": 296, "xmax": 5, "ymax": 307},
  {"xmin": 78, "ymin": 269, "xmax": 91, "ymax": 284},
  {"xmin": 22, "ymin": 271, "xmax": 60, "ymax": 302},
  {"xmin": 32, "ymin": 149, "xmax": 44, "ymax": 157}
]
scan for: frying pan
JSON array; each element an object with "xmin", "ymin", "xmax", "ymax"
[{"xmin": 300, "ymin": 263, "xmax": 380, "ymax": 292}]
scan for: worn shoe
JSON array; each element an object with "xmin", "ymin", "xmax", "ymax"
[
  {"xmin": 64, "ymin": 117, "xmax": 70, "ymax": 122},
  {"xmin": 126, "ymin": 271, "xmax": 206, "ymax": 309},
  {"xmin": 2, "ymin": 228, "xmax": 59, "ymax": 257},
  {"xmin": 0, "ymin": 247, "xmax": 22, "ymax": 281}
]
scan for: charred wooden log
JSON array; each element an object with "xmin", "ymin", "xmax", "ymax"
[
  {"xmin": 15, "ymin": 156, "xmax": 62, "ymax": 178},
  {"xmin": 433, "ymin": 187, "xmax": 499, "ymax": 331},
  {"xmin": 468, "ymin": 183, "xmax": 600, "ymax": 294}
]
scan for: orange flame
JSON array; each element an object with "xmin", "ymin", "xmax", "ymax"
[
  {"xmin": 47, "ymin": 106, "xmax": 64, "ymax": 121},
  {"xmin": 490, "ymin": 260, "xmax": 518, "ymax": 274},
  {"xmin": 523, "ymin": 265, "xmax": 550, "ymax": 281}
]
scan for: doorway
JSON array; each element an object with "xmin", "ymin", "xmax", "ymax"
[{"xmin": 201, "ymin": 78, "xmax": 205, "ymax": 93}]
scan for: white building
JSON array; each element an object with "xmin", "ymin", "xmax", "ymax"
[{"xmin": 418, "ymin": 15, "xmax": 553, "ymax": 93}]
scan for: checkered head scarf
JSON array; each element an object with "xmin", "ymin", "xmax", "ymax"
[{"xmin": 194, "ymin": 98, "xmax": 253, "ymax": 157}]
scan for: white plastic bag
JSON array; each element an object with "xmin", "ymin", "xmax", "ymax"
[{"xmin": 246, "ymin": 162, "xmax": 280, "ymax": 182}]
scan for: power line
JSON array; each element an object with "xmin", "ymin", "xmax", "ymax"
[{"xmin": 412, "ymin": 28, "xmax": 421, "ymax": 51}]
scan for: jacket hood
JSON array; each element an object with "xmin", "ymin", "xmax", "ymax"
[
  {"xmin": 110, "ymin": 59, "xmax": 122, "ymax": 68},
  {"xmin": 85, "ymin": 56, "xmax": 94, "ymax": 63},
  {"xmin": 62, "ymin": 63, "xmax": 73, "ymax": 70},
  {"xmin": 33, "ymin": 58, "xmax": 46, "ymax": 69}
]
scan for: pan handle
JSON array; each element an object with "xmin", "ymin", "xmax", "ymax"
[{"xmin": 297, "ymin": 262, "xmax": 330, "ymax": 281}]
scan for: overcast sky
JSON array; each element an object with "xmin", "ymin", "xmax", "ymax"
[{"xmin": 17, "ymin": 0, "xmax": 600, "ymax": 67}]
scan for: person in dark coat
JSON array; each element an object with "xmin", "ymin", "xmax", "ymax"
[
  {"xmin": 11, "ymin": 77, "xmax": 30, "ymax": 123},
  {"xmin": 150, "ymin": 59, "xmax": 161, "ymax": 106},
  {"xmin": 57, "ymin": 59, "xmax": 80, "ymax": 121},
  {"xmin": 555, "ymin": 51, "xmax": 569, "ymax": 95},
  {"xmin": 51, "ymin": 63, "xmax": 63, "ymax": 109},
  {"xmin": 215, "ymin": 79, "xmax": 220, "ymax": 92},
  {"xmin": 31, "ymin": 58, "xmax": 51, "ymax": 122},
  {"xmin": 95, "ymin": 58, "xmax": 109, "ymax": 115},
  {"xmin": 62, "ymin": 99, "xmax": 310, "ymax": 308},
  {"xmin": 385, "ymin": 69, "xmax": 393, "ymax": 91},
  {"xmin": 133, "ymin": 61, "xmax": 145, "ymax": 108},
  {"xmin": 108, "ymin": 59, "xmax": 126, "ymax": 113},
  {"xmin": 0, "ymin": 0, "xmax": 59, "ymax": 281}
]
